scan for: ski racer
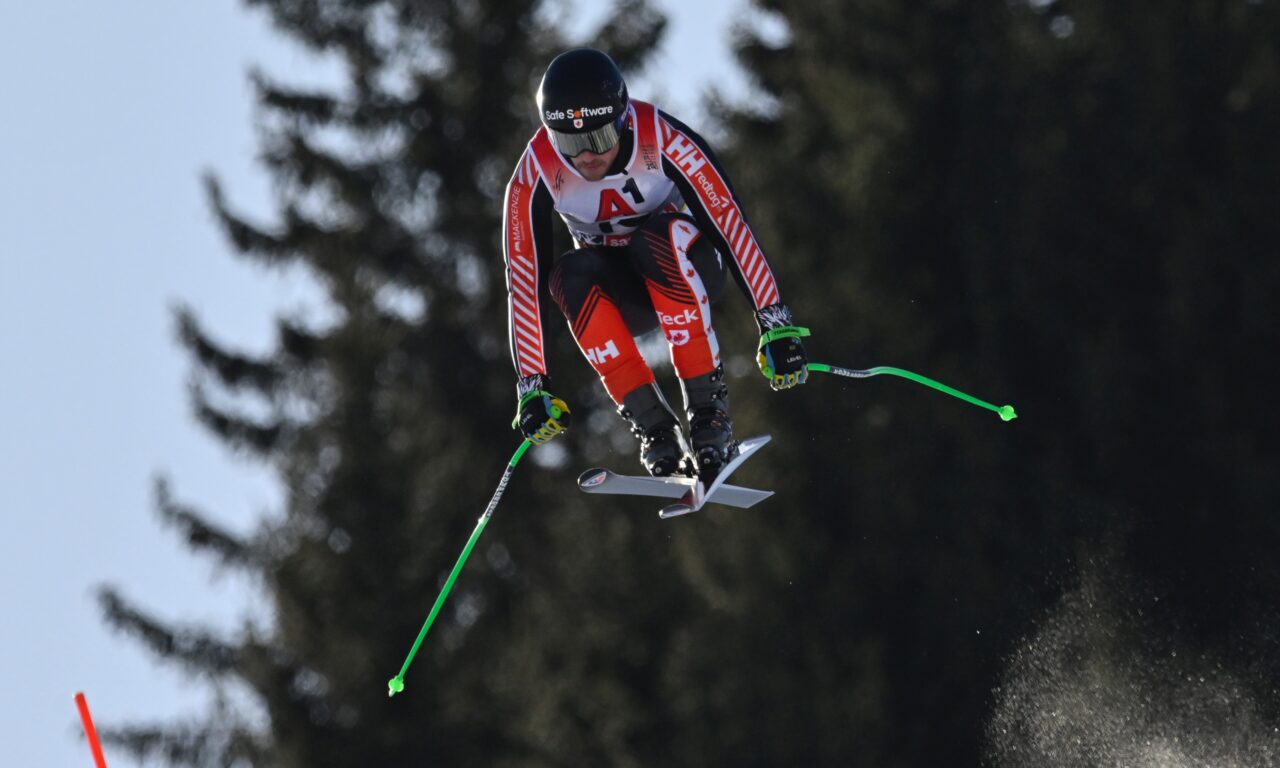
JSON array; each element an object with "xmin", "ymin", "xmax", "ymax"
[{"xmin": 504, "ymin": 48, "xmax": 809, "ymax": 478}]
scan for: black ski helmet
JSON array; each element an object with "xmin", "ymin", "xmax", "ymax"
[{"xmin": 536, "ymin": 48, "xmax": 629, "ymax": 157}]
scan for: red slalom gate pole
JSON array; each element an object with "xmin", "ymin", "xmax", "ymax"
[{"xmin": 74, "ymin": 692, "xmax": 108, "ymax": 768}]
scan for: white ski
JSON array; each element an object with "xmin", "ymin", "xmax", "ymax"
[
  {"xmin": 578, "ymin": 468, "xmax": 772, "ymax": 509},
  {"xmin": 659, "ymin": 435, "xmax": 772, "ymax": 519},
  {"xmin": 577, "ymin": 435, "xmax": 773, "ymax": 516}
]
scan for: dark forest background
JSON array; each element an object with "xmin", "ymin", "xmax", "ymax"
[{"xmin": 96, "ymin": 0, "xmax": 1280, "ymax": 765}]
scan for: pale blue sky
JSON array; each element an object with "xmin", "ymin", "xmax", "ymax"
[{"xmin": 0, "ymin": 1, "xmax": 752, "ymax": 765}]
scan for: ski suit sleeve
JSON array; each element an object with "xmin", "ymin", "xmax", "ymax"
[
  {"xmin": 503, "ymin": 145, "xmax": 556, "ymax": 383},
  {"xmin": 656, "ymin": 109, "xmax": 782, "ymax": 312}
]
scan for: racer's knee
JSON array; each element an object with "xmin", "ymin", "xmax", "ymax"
[{"xmin": 628, "ymin": 214, "xmax": 725, "ymax": 300}]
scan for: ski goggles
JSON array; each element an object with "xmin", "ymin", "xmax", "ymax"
[{"xmin": 547, "ymin": 114, "xmax": 627, "ymax": 157}]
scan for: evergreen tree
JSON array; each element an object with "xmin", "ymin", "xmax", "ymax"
[
  {"xmin": 98, "ymin": 2, "xmax": 675, "ymax": 765},
  {"xmin": 673, "ymin": 0, "xmax": 1280, "ymax": 764},
  {"xmin": 97, "ymin": 0, "xmax": 1280, "ymax": 764}
]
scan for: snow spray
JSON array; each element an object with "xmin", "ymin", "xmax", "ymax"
[{"xmin": 986, "ymin": 564, "xmax": 1280, "ymax": 766}]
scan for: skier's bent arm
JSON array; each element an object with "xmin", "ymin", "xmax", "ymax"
[
  {"xmin": 503, "ymin": 147, "xmax": 573, "ymax": 440},
  {"xmin": 503, "ymin": 148, "xmax": 554, "ymax": 379},
  {"xmin": 655, "ymin": 110, "xmax": 780, "ymax": 310},
  {"xmin": 655, "ymin": 110, "xmax": 810, "ymax": 390}
]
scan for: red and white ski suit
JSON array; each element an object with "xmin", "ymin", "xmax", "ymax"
[{"xmin": 502, "ymin": 100, "xmax": 784, "ymax": 403}]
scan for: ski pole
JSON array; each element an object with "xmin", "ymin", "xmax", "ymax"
[
  {"xmin": 387, "ymin": 439, "xmax": 533, "ymax": 698},
  {"xmin": 74, "ymin": 692, "xmax": 109, "ymax": 768},
  {"xmin": 808, "ymin": 362, "xmax": 1017, "ymax": 422}
]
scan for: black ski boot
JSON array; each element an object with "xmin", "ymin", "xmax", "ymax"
[
  {"xmin": 618, "ymin": 383, "xmax": 691, "ymax": 477},
  {"xmin": 681, "ymin": 364, "xmax": 736, "ymax": 478}
]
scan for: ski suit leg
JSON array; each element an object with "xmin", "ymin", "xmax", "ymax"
[
  {"xmin": 627, "ymin": 212, "xmax": 727, "ymax": 380},
  {"xmin": 549, "ymin": 248, "xmax": 657, "ymax": 405}
]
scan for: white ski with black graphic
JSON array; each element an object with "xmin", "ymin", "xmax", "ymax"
[{"xmin": 660, "ymin": 435, "xmax": 772, "ymax": 519}]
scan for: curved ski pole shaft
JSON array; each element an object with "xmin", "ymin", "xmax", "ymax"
[
  {"xmin": 809, "ymin": 362, "xmax": 1017, "ymax": 422},
  {"xmin": 388, "ymin": 439, "xmax": 533, "ymax": 697}
]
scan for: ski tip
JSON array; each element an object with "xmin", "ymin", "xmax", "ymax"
[{"xmin": 578, "ymin": 468, "xmax": 611, "ymax": 489}]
